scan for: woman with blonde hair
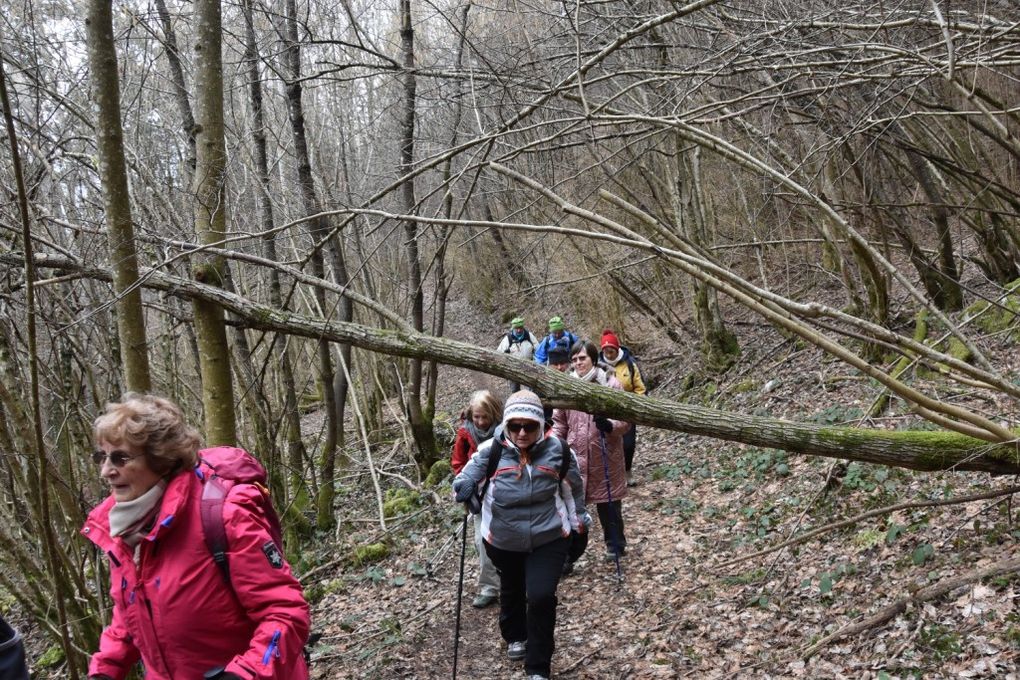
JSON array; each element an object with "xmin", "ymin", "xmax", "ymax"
[
  {"xmin": 84, "ymin": 393, "xmax": 309, "ymax": 680},
  {"xmin": 451, "ymin": 389, "xmax": 504, "ymax": 607}
]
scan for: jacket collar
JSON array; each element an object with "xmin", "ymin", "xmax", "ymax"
[{"xmin": 82, "ymin": 468, "xmax": 196, "ymax": 552}]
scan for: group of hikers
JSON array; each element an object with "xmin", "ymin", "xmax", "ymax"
[
  {"xmin": 3, "ymin": 317, "xmax": 642, "ymax": 680},
  {"xmin": 452, "ymin": 315, "xmax": 646, "ymax": 680}
]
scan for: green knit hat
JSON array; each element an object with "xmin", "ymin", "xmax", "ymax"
[
  {"xmin": 510, "ymin": 317, "xmax": 525, "ymax": 328},
  {"xmin": 548, "ymin": 316, "xmax": 565, "ymax": 331}
]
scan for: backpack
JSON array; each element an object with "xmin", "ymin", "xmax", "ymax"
[
  {"xmin": 539, "ymin": 331, "xmax": 577, "ymax": 361},
  {"xmin": 195, "ymin": 448, "xmax": 323, "ymax": 663},
  {"xmin": 469, "ymin": 436, "xmax": 572, "ymax": 513},
  {"xmin": 196, "ymin": 446, "xmax": 284, "ymax": 582},
  {"xmin": 503, "ymin": 329, "xmax": 533, "ymax": 353}
]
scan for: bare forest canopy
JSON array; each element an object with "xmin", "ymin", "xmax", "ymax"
[{"xmin": 2, "ymin": 0, "xmax": 1020, "ymax": 672}]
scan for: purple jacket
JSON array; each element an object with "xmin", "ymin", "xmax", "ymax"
[{"xmin": 552, "ymin": 368, "xmax": 630, "ymax": 504}]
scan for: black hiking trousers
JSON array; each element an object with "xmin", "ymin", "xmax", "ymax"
[
  {"xmin": 622, "ymin": 424, "xmax": 637, "ymax": 472},
  {"xmin": 485, "ymin": 536, "xmax": 569, "ymax": 677},
  {"xmin": 596, "ymin": 500, "xmax": 626, "ymax": 555}
]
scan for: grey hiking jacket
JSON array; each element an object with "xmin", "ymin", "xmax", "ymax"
[{"xmin": 453, "ymin": 429, "xmax": 590, "ymax": 553}]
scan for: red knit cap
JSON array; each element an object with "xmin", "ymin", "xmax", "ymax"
[{"xmin": 601, "ymin": 329, "xmax": 621, "ymax": 350}]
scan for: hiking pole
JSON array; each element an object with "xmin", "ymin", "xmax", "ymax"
[
  {"xmin": 452, "ymin": 509, "xmax": 469, "ymax": 679},
  {"xmin": 597, "ymin": 430, "xmax": 624, "ymax": 584}
]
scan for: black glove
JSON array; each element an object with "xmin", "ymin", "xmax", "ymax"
[
  {"xmin": 454, "ymin": 482, "xmax": 475, "ymax": 504},
  {"xmin": 203, "ymin": 668, "xmax": 241, "ymax": 680},
  {"xmin": 593, "ymin": 416, "xmax": 613, "ymax": 433},
  {"xmin": 568, "ymin": 530, "xmax": 589, "ymax": 562}
]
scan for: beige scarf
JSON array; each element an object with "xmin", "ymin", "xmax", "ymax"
[{"xmin": 108, "ymin": 479, "xmax": 167, "ymax": 548}]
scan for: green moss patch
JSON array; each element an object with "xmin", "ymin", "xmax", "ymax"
[
  {"xmin": 383, "ymin": 488, "xmax": 420, "ymax": 518},
  {"xmin": 424, "ymin": 459, "xmax": 451, "ymax": 488},
  {"xmin": 353, "ymin": 542, "xmax": 390, "ymax": 566}
]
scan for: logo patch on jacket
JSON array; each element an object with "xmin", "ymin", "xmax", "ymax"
[{"xmin": 263, "ymin": 541, "xmax": 284, "ymax": 569}]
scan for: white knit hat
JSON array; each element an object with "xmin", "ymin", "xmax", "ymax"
[{"xmin": 502, "ymin": 390, "xmax": 545, "ymax": 428}]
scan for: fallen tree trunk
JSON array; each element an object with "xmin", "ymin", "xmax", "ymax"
[{"xmin": 17, "ymin": 253, "xmax": 1020, "ymax": 474}]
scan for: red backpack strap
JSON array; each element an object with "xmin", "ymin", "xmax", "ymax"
[{"xmin": 199, "ymin": 468, "xmax": 232, "ymax": 583}]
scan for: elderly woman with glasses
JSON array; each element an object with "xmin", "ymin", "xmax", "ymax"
[
  {"xmin": 453, "ymin": 390, "xmax": 589, "ymax": 680},
  {"xmin": 552, "ymin": 340, "xmax": 630, "ymax": 564},
  {"xmin": 82, "ymin": 393, "xmax": 309, "ymax": 680}
]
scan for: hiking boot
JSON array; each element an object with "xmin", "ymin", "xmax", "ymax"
[
  {"xmin": 471, "ymin": 593, "xmax": 497, "ymax": 608},
  {"xmin": 604, "ymin": 548, "xmax": 625, "ymax": 561},
  {"xmin": 507, "ymin": 640, "xmax": 527, "ymax": 661},
  {"xmin": 561, "ymin": 559, "xmax": 574, "ymax": 576},
  {"xmin": 626, "ymin": 471, "xmax": 636, "ymax": 487}
]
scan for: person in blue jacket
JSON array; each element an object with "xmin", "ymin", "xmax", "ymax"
[{"xmin": 532, "ymin": 316, "xmax": 579, "ymax": 366}]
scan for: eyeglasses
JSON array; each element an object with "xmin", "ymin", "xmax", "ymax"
[
  {"xmin": 92, "ymin": 449, "xmax": 142, "ymax": 467},
  {"xmin": 506, "ymin": 421, "xmax": 540, "ymax": 434}
]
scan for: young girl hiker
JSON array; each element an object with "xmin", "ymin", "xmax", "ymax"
[{"xmin": 450, "ymin": 390, "xmax": 503, "ymax": 607}]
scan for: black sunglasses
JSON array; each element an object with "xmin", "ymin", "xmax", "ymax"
[
  {"xmin": 92, "ymin": 450, "xmax": 142, "ymax": 467},
  {"xmin": 506, "ymin": 421, "xmax": 540, "ymax": 434}
]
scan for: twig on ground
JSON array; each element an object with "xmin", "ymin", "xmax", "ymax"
[
  {"xmin": 558, "ymin": 647, "xmax": 602, "ymax": 674},
  {"xmin": 802, "ymin": 556, "xmax": 1020, "ymax": 659},
  {"xmin": 715, "ymin": 484, "xmax": 1020, "ymax": 571},
  {"xmin": 313, "ymin": 598, "xmax": 446, "ymax": 660}
]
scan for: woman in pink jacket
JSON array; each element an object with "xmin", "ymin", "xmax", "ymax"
[
  {"xmin": 552, "ymin": 341, "xmax": 631, "ymax": 565},
  {"xmin": 82, "ymin": 394, "xmax": 310, "ymax": 680}
]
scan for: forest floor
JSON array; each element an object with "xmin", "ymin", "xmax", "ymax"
[{"xmin": 301, "ymin": 297, "xmax": 1020, "ymax": 679}]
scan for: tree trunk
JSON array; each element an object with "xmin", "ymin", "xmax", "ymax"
[
  {"xmin": 398, "ymin": 0, "xmax": 437, "ymax": 473},
  {"xmin": 904, "ymin": 147, "xmax": 963, "ymax": 311},
  {"xmin": 192, "ymin": 0, "xmax": 236, "ymax": 444},
  {"xmin": 281, "ymin": 0, "xmax": 345, "ymax": 529},
  {"xmin": 85, "ymin": 0, "xmax": 151, "ymax": 392},
  {"xmin": 963, "ymin": 209, "xmax": 1020, "ymax": 284},
  {"xmin": 243, "ymin": 0, "xmax": 309, "ymax": 537},
  {"xmin": 15, "ymin": 254, "xmax": 1020, "ymax": 473},
  {"xmin": 49, "ymin": 262, "xmax": 1020, "ymax": 475},
  {"xmin": 425, "ymin": 1, "xmax": 472, "ymax": 420},
  {"xmin": 153, "ymin": 0, "xmax": 196, "ymax": 176},
  {"xmin": 0, "ymin": 58, "xmax": 82, "ymax": 677},
  {"xmin": 674, "ymin": 141, "xmax": 739, "ymax": 372}
]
